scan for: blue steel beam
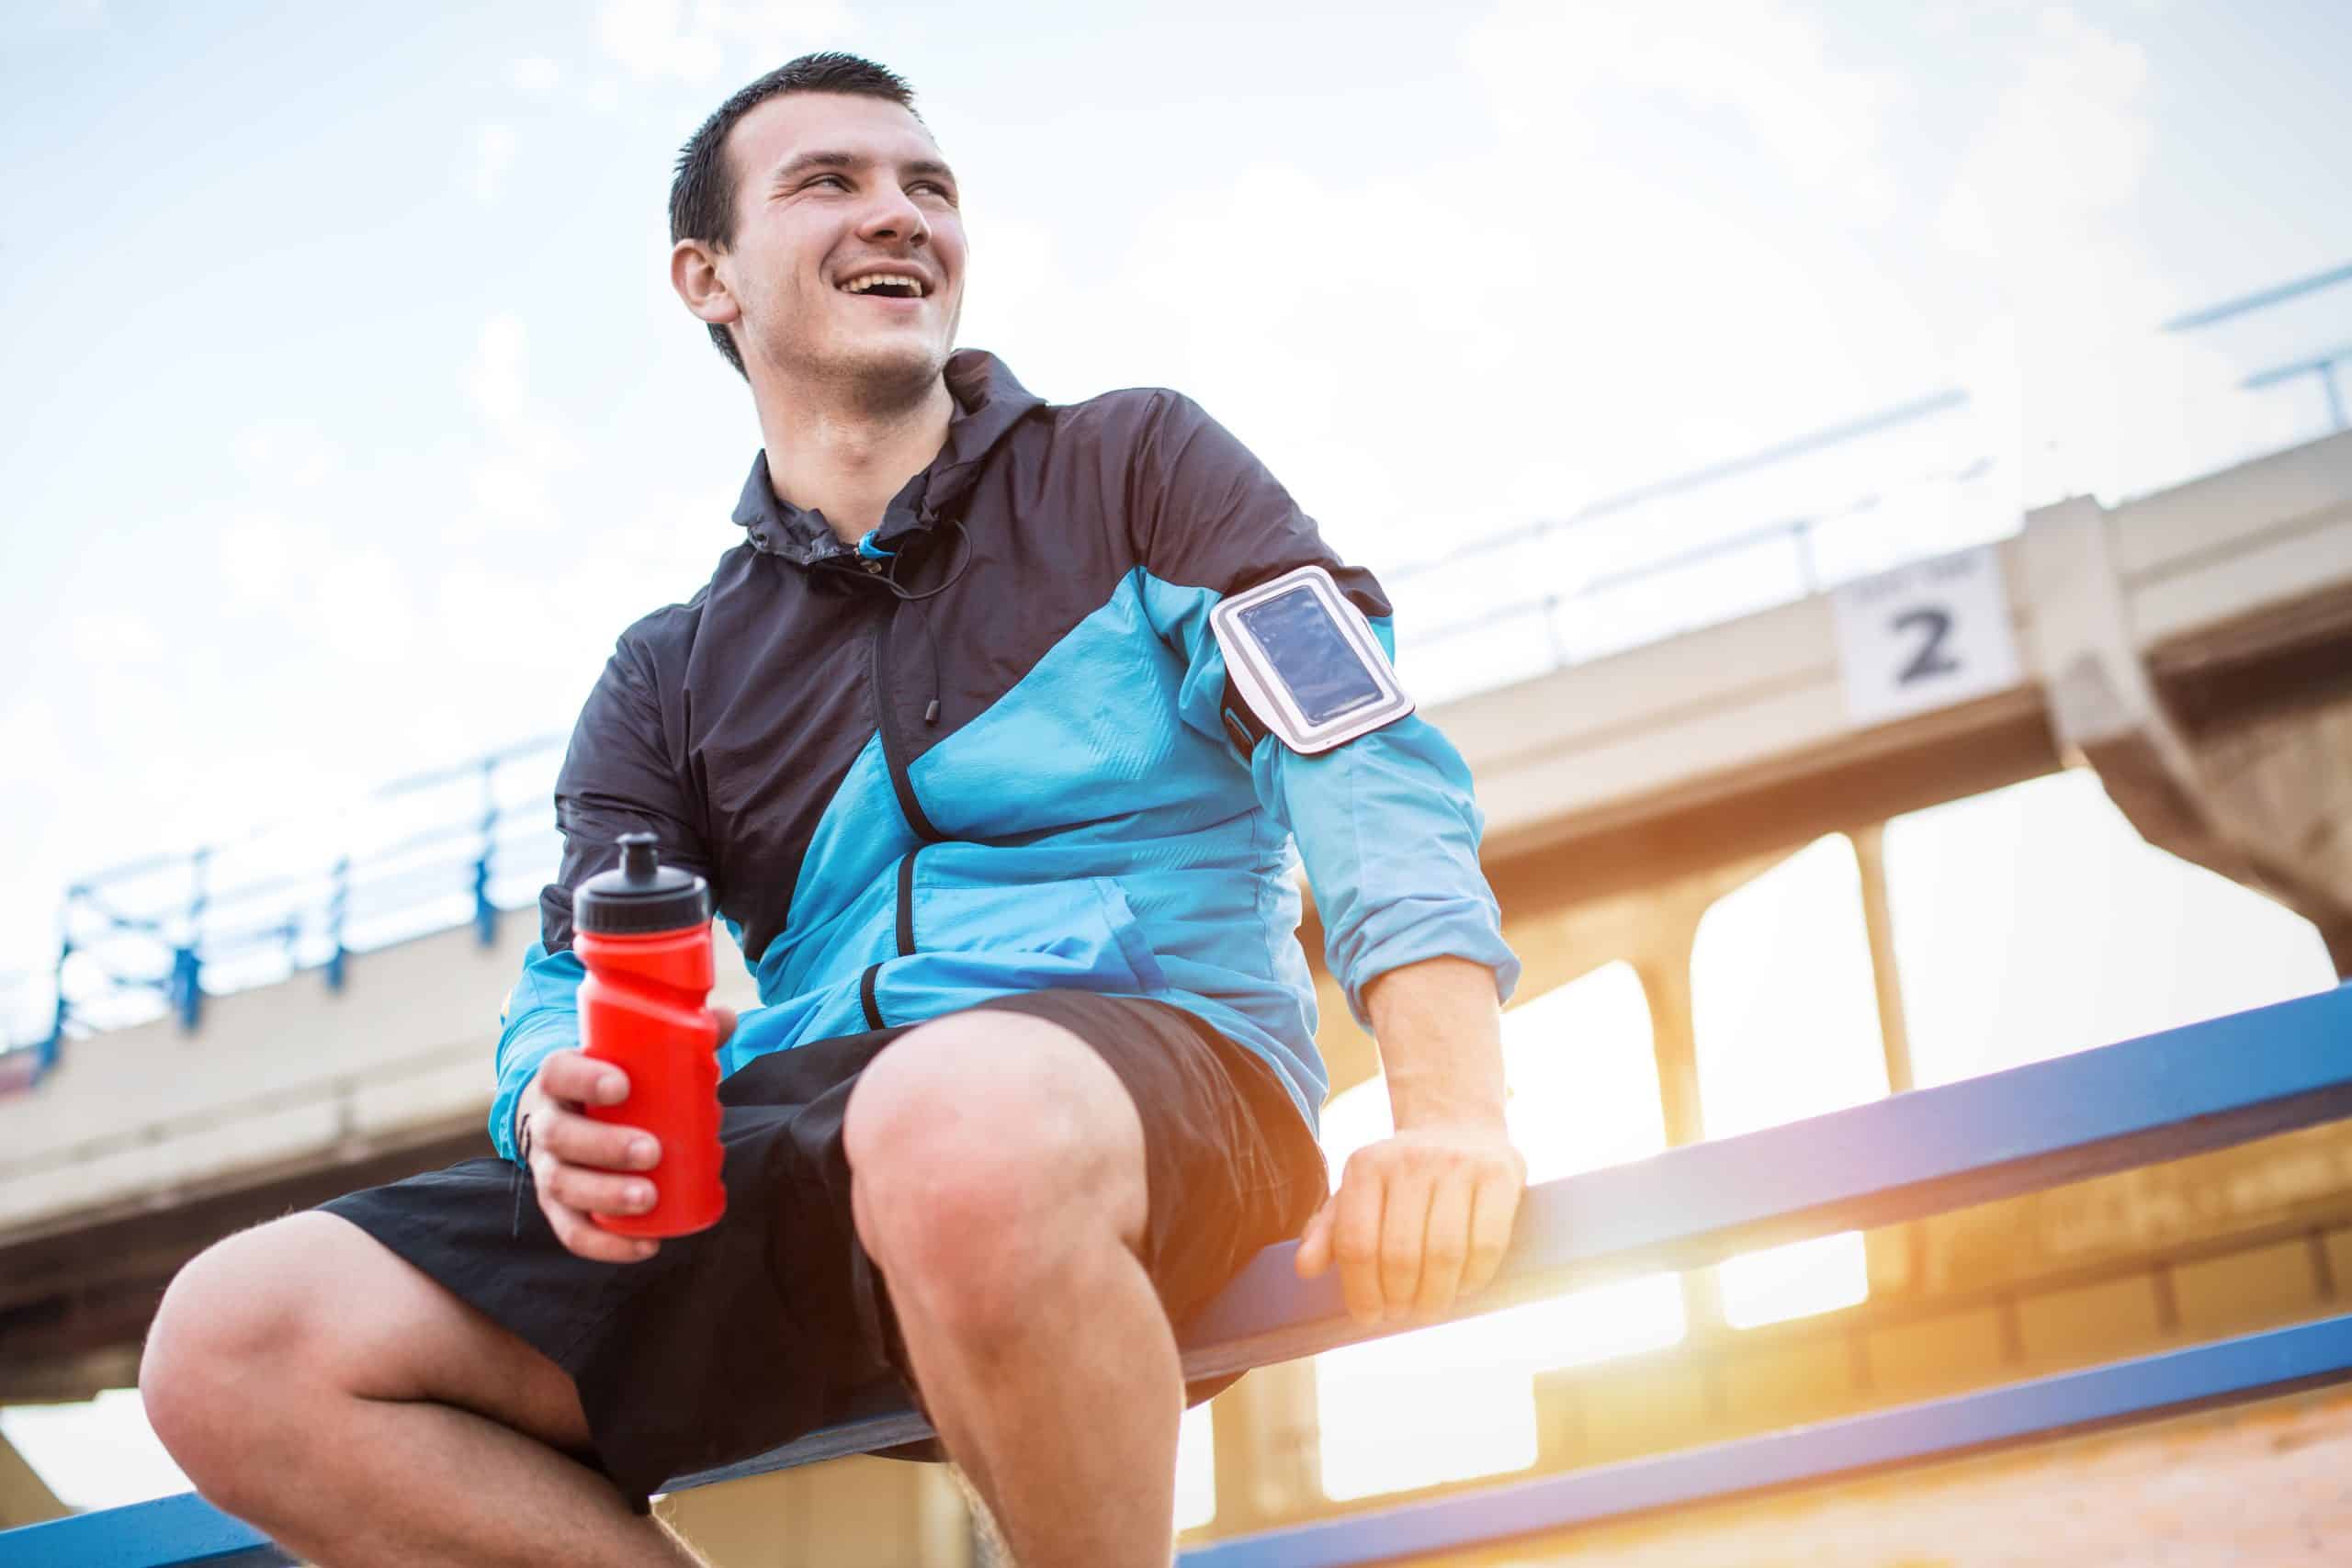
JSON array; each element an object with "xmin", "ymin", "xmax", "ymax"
[
  {"xmin": 20, "ymin": 1313, "xmax": 2352, "ymax": 1568},
  {"xmin": 1180, "ymin": 1311, "xmax": 2352, "ymax": 1568},
  {"xmin": 7, "ymin": 986, "xmax": 2347, "ymax": 1563}
]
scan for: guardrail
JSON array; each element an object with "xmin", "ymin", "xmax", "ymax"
[
  {"xmin": 0, "ymin": 736, "xmax": 564, "ymax": 1091},
  {"xmin": 6, "ymin": 985, "xmax": 2345, "ymax": 1564},
  {"xmin": 2165, "ymin": 259, "xmax": 2352, "ymax": 435},
  {"xmin": 3, "ymin": 261, "xmax": 2346, "ymax": 1088}
]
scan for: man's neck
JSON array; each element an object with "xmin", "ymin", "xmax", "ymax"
[{"xmin": 754, "ymin": 372, "xmax": 956, "ymax": 546}]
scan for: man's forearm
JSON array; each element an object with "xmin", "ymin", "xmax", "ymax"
[{"xmin": 1361, "ymin": 954, "xmax": 1507, "ymax": 1128}]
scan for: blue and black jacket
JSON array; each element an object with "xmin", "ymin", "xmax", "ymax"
[{"xmin": 491, "ymin": 349, "xmax": 1519, "ymax": 1163}]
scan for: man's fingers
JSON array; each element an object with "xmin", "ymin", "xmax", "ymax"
[
  {"xmin": 539, "ymin": 1048, "xmax": 630, "ymax": 1109},
  {"xmin": 548, "ymin": 1205, "xmax": 661, "ymax": 1265},
  {"xmin": 1376, "ymin": 1169, "xmax": 1434, "ymax": 1319},
  {"xmin": 540, "ymin": 1162, "xmax": 660, "ymax": 1221},
  {"xmin": 536, "ymin": 1103, "xmax": 662, "ymax": 1173},
  {"xmin": 1462, "ymin": 1168, "xmax": 1523, "ymax": 1297},
  {"xmin": 1295, "ymin": 1193, "xmax": 1339, "ymax": 1279},
  {"xmin": 713, "ymin": 1005, "xmax": 739, "ymax": 1046},
  {"xmin": 1331, "ymin": 1165, "xmax": 1388, "ymax": 1326},
  {"xmin": 1412, "ymin": 1177, "xmax": 1475, "ymax": 1321}
]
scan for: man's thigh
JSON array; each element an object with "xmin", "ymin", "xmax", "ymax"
[
  {"xmin": 301, "ymin": 1211, "xmax": 596, "ymax": 1450},
  {"xmin": 859, "ymin": 992, "xmax": 1329, "ymax": 1379},
  {"xmin": 304, "ymin": 1071, "xmax": 899, "ymax": 1514}
]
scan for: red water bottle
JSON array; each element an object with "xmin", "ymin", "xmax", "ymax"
[{"xmin": 574, "ymin": 832, "xmax": 726, "ymax": 1238}]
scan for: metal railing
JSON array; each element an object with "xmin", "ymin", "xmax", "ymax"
[
  {"xmin": 2166, "ymin": 258, "xmax": 2352, "ymax": 435},
  {"xmin": 1, "ymin": 737, "xmax": 564, "ymax": 1089},
  {"xmin": 3, "ymin": 262, "xmax": 2346, "ymax": 1085}
]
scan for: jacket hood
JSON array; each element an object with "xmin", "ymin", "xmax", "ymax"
[{"xmin": 729, "ymin": 348, "xmax": 1045, "ymax": 567}]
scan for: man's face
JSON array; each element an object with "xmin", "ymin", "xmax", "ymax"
[{"xmin": 707, "ymin": 92, "xmax": 966, "ymax": 396}]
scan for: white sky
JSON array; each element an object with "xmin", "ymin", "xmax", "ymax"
[{"xmin": 3, "ymin": 0, "xmax": 2349, "ymax": 1529}]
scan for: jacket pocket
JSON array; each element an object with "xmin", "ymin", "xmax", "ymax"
[{"xmin": 904, "ymin": 874, "xmax": 1168, "ymax": 996}]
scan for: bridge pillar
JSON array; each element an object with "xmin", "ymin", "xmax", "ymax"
[
  {"xmin": 1208, "ymin": 1359, "xmax": 1323, "ymax": 1531},
  {"xmin": 1635, "ymin": 934, "xmax": 1727, "ymax": 1335},
  {"xmin": 2024, "ymin": 496, "xmax": 2352, "ymax": 977}
]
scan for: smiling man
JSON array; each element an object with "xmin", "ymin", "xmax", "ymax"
[{"xmin": 140, "ymin": 53, "xmax": 1523, "ymax": 1568}]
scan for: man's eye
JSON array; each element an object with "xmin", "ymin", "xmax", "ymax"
[{"xmin": 809, "ymin": 175, "xmax": 848, "ymax": 189}]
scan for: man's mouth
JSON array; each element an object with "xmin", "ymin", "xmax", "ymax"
[{"xmin": 837, "ymin": 273, "xmax": 928, "ymax": 300}]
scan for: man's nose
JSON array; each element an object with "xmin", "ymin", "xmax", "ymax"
[{"xmin": 856, "ymin": 186, "xmax": 928, "ymax": 247}]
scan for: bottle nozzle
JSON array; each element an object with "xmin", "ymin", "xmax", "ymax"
[
  {"xmin": 618, "ymin": 832, "xmax": 659, "ymax": 884},
  {"xmin": 576, "ymin": 831, "xmax": 709, "ymax": 934}
]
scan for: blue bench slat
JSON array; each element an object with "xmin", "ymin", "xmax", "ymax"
[
  {"xmin": 1179, "ymin": 1308, "xmax": 2352, "ymax": 1566},
  {"xmin": 9, "ymin": 985, "xmax": 2346, "ymax": 1564},
  {"xmin": 1, "ymin": 1491, "xmax": 294, "ymax": 1568},
  {"xmin": 1182, "ymin": 983, "xmax": 2352, "ymax": 1375}
]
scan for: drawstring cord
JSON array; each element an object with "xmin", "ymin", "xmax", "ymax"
[
  {"xmin": 510, "ymin": 1111, "xmax": 535, "ymax": 1239},
  {"xmin": 865, "ymin": 516, "xmax": 973, "ymax": 727}
]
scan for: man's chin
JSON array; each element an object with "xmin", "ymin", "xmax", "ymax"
[{"xmin": 796, "ymin": 336, "xmax": 949, "ymax": 398}]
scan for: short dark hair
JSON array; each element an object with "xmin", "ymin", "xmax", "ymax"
[{"xmin": 669, "ymin": 53, "xmax": 927, "ymax": 378}]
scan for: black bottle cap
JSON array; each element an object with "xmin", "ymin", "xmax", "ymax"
[{"xmin": 575, "ymin": 833, "xmax": 711, "ymax": 935}]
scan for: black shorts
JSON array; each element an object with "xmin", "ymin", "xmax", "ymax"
[{"xmin": 313, "ymin": 990, "xmax": 1329, "ymax": 1517}]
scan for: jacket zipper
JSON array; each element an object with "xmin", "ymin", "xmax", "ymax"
[
  {"xmin": 859, "ymin": 845, "xmax": 922, "ymax": 1031},
  {"xmin": 857, "ymin": 546, "xmax": 938, "ymax": 1032},
  {"xmin": 869, "ymin": 606, "xmax": 942, "ymax": 841}
]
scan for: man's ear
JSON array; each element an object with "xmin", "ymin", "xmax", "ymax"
[{"xmin": 671, "ymin": 239, "xmax": 740, "ymax": 329}]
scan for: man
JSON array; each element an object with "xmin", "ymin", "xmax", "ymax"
[{"xmin": 141, "ymin": 52, "xmax": 1524, "ymax": 1568}]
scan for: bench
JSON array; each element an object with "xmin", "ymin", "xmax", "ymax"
[{"xmin": 7, "ymin": 984, "xmax": 2348, "ymax": 1566}]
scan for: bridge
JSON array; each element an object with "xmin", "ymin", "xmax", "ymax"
[{"xmin": 3, "ymin": 264, "xmax": 2350, "ymax": 1560}]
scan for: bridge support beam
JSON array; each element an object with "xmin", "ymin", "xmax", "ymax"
[{"xmin": 2024, "ymin": 496, "xmax": 2352, "ymax": 977}]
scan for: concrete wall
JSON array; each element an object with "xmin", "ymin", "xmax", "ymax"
[
  {"xmin": 651, "ymin": 1459, "xmax": 972, "ymax": 1568},
  {"xmin": 0, "ymin": 918, "xmax": 761, "ymax": 1244},
  {"xmin": 0, "ymin": 1435, "xmax": 67, "ymax": 1530}
]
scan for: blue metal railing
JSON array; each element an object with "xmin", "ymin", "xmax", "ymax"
[
  {"xmin": 6, "ymin": 985, "xmax": 2346, "ymax": 1563},
  {"xmin": 2, "ymin": 263, "xmax": 2346, "ymax": 1085},
  {"xmin": 1, "ymin": 736, "xmax": 564, "ymax": 1089},
  {"xmin": 2168, "ymin": 258, "xmax": 2352, "ymax": 435}
]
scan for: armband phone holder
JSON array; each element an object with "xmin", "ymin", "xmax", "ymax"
[{"xmin": 1209, "ymin": 564, "xmax": 1414, "ymax": 754}]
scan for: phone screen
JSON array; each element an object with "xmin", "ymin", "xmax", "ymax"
[{"xmin": 1237, "ymin": 587, "xmax": 1385, "ymax": 726}]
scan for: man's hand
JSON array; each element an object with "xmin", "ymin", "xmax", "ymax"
[
  {"xmin": 1295, "ymin": 955, "xmax": 1526, "ymax": 1325},
  {"xmin": 1294, "ymin": 1120, "xmax": 1525, "ymax": 1325},
  {"xmin": 517, "ymin": 1006, "xmax": 736, "ymax": 1264}
]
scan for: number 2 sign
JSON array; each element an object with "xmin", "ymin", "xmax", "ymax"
[{"xmin": 1830, "ymin": 544, "xmax": 2022, "ymax": 726}]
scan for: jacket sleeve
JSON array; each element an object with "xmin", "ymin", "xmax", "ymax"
[
  {"xmin": 1127, "ymin": 389, "xmax": 1520, "ymax": 1030},
  {"xmin": 488, "ymin": 635, "xmax": 718, "ymax": 1164}
]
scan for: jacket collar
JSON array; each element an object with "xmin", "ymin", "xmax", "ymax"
[{"xmin": 730, "ymin": 348, "xmax": 1044, "ymax": 567}]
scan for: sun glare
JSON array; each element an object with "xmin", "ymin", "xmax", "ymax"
[{"xmin": 1314, "ymin": 961, "xmax": 1687, "ymax": 1499}]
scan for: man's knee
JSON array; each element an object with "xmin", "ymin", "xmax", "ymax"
[
  {"xmin": 141, "ymin": 1213, "xmax": 344, "ymax": 1508},
  {"xmin": 843, "ymin": 1009, "xmax": 1148, "ymax": 1335}
]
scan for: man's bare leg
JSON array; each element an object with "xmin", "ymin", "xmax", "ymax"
[
  {"xmin": 142, "ymin": 1212, "xmax": 709, "ymax": 1568},
  {"xmin": 846, "ymin": 1011, "xmax": 1184, "ymax": 1568}
]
